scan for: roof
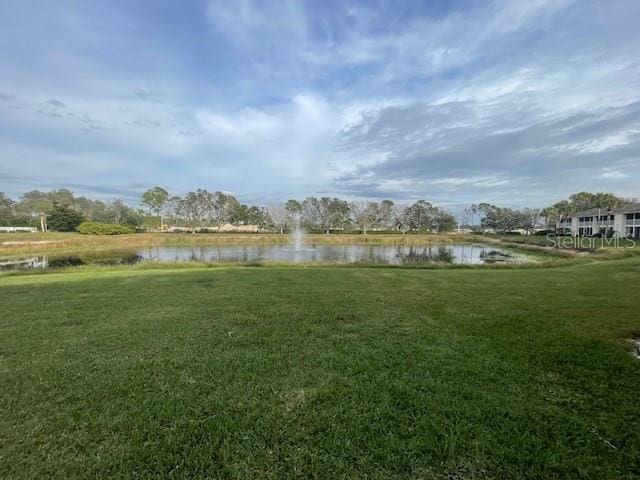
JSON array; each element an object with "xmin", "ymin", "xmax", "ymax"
[
  {"xmin": 616, "ymin": 203, "xmax": 640, "ymax": 214},
  {"xmin": 573, "ymin": 203, "xmax": 640, "ymax": 217},
  {"xmin": 574, "ymin": 207, "xmax": 610, "ymax": 217}
]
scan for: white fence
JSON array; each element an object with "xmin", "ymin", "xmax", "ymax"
[{"xmin": 0, "ymin": 227, "xmax": 38, "ymax": 233}]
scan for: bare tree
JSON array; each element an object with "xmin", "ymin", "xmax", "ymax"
[
  {"xmin": 460, "ymin": 208, "xmax": 473, "ymax": 230},
  {"xmin": 350, "ymin": 201, "xmax": 393, "ymax": 234},
  {"xmin": 267, "ymin": 204, "xmax": 288, "ymax": 234},
  {"xmin": 394, "ymin": 204, "xmax": 411, "ymax": 234},
  {"xmin": 350, "ymin": 201, "xmax": 374, "ymax": 234}
]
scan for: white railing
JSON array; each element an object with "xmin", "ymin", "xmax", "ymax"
[{"xmin": 0, "ymin": 226, "xmax": 38, "ymax": 233}]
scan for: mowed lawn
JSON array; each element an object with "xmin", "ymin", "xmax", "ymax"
[{"xmin": 1, "ymin": 261, "xmax": 640, "ymax": 479}]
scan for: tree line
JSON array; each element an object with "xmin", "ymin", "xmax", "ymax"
[
  {"xmin": 1, "ymin": 187, "xmax": 633, "ymax": 234},
  {"xmin": 0, "ymin": 189, "xmax": 142, "ymax": 231},
  {"xmin": 140, "ymin": 187, "xmax": 458, "ymax": 234},
  {"xmin": 0, "ymin": 187, "xmax": 458, "ymax": 233}
]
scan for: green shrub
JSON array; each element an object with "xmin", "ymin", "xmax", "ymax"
[
  {"xmin": 48, "ymin": 203, "xmax": 85, "ymax": 231},
  {"xmin": 77, "ymin": 221, "xmax": 135, "ymax": 235}
]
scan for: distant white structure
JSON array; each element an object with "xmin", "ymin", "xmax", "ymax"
[
  {"xmin": 559, "ymin": 203, "xmax": 640, "ymax": 238},
  {"xmin": 0, "ymin": 226, "xmax": 38, "ymax": 233}
]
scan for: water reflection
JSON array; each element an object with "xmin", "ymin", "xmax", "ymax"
[
  {"xmin": 0, "ymin": 253, "xmax": 142, "ymax": 270},
  {"xmin": 1, "ymin": 244, "xmax": 524, "ymax": 270}
]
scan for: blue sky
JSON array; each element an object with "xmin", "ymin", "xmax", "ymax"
[{"xmin": 0, "ymin": 0, "xmax": 639, "ymax": 207}]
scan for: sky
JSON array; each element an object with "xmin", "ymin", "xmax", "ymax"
[{"xmin": 0, "ymin": 0, "xmax": 639, "ymax": 208}]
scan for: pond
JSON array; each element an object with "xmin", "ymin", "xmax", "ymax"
[{"xmin": 0, "ymin": 244, "xmax": 529, "ymax": 270}]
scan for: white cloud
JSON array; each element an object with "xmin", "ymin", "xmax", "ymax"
[
  {"xmin": 1, "ymin": 0, "xmax": 640, "ymax": 205},
  {"xmin": 601, "ymin": 168, "xmax": 630, "ymax": 179},
  {"xmin": 431, "ymin": 176, "xmax": 510, "ymax": 187}
]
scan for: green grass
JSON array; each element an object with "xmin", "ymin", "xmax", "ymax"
[{"xmin": 1, "ymin": 261, "xmax": 640, "ymax": 478}]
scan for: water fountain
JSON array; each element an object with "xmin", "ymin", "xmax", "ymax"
[
  {"xmin": 292, "ymin": 215, "xmax": 304, "ymax": 251},
  {"xmin": 287, "ymin": 213, "xmax": 313, "ymax": 253}
]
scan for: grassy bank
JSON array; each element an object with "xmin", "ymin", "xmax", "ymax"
[
  {"xmin": 486, "ymin": 234, "xmax": 640, "ymax": 251},
  {"xmin": 1, "ymin": 260, "xmax": 640, "ymax": 478}
]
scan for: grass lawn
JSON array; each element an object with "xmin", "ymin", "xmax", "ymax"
[{"xmin": 1, "ymin": 260, "xmax": 640, "ymax": 478}]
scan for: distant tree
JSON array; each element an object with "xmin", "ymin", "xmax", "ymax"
[
  {"xmin": 210, "ymin": 191, "xmax": 237, "ymax": 228},
  {"xmin": 350, "ymin": 200, "xmax": 394, "ymax": 234},
  {"xmin": 542, "ymin": 200, "xmax": 573, "ymax": 232},
  {"xmin": 478, "ymin": 204, "xmax": 508, "ymax": 232},
  {"xmin": 180, "ymin": 189, "xmax": 212, "ymax": 231},
  {"xmin": 229, "ymin": 202, "xmax": 265, "ymax": 226},
  {"xmin": 518, "ymin": 208, "xmax": 541, "ymax": 235},
  {"xmin": 18, "ymin": 190, "xmax": 53, "ymax": 231},
  {"xmin": 407, "ymin": 200, "xmax": 434, "ymax": 232},
  {"xmin": 73, "ymin": 196, "xmax": 110, "ymax": 222},
  {"xmin": 568, "ymin": 192, "xmax": 622, "ymax": 211},
  {"xmin": 225, "ymin": 195, "xmax": 243, "ymax": 224},
  {"xmin": 470, "ymin": 204, "xmax": 481, "ymax": 228},
  {"xmin": 245, "ymin": 206, "xmax": 269, "ymax": 227},
  {"xmin": 0, "ymin": 192, "xmax": 15, "ymax": 218},
  {"xmin": 350, "ymin": 201, "xmax": 375, "ymax": 234},
  {"xmin": 47, "ymin": 203, "xmax": 84, "ymax": 232},
  {"xmin": 318, "ymin": 197, "xmax": 350, "ymax": 234},
  {"xmin": 432, "ymin": 209, "xmax": 458, "ymax": 232},
  {"xmin": 285, "ymin": 199, "xmax": 302, "ymax": 215},
  {"xmin": 107, "ymin": 199, "xmax": 128, "ymax": 225},
  {"xmin": 285, "ymin": 199, "xmax": 303, "ymax": 229},
  {"xmin": 379, "ymin": 200, "xmax": 395, "ymax": 230},
  {"xmin": 301, "ymin": 197, "xmax": 322, "ymax": 231},
  {"xmin": 164, "ymin": 196, "xmax": 182, "ymax": 226},
  {"xmin": 477, "ymin": 204, "xmax": 540, "ymax": 234},
  {"xmin": 229, "ymin": 202, "xmax": 248, "ymax": 225},
  {"xmin": 267, "ymin": 204, "xmax": 288, "ymax": 234},
  {"xmin": 105, "ymin": 200, "xmax": 143, "ymax": 227},
  {"xmin": 141, "ymin": 186, "xmax": 169, "ymax": 228},
  {"xmin": 46, "ymin": 188, "xmax": 74, "ymax": 206},
  {"xmin": 394, "ymin": 204, "xmax": 412, "ymax": 234},
  {"xmin": 460, "ymin": 208, "xmax": 473, "ymax": 230},
  {"xmin": 540, "ymin": 205, "xmax": 557, "ymax": 231},
  {"xmin": 0, "ymin": 193, "xmax": 29, "ymax": 227}
]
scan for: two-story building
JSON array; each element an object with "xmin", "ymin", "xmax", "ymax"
[{"xmin": 564, "ymin": 203, "xmax": 640, "ymax": 238}]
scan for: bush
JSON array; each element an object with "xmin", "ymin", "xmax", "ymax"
[
  {"xmin": 77, "ymin": 222, "xmax": 135, "ymax": 235},
  {"xmin": 0, "ymin": 217, "xmax": 31, "ymax": 227},
  {"xmin": 48, "ymin": 203, "xmax": 85, "ymax": 232}
]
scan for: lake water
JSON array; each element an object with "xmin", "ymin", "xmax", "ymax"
[{"xmin": 0, "ymin": 244, "xmax": 527, "ymax": 270}]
